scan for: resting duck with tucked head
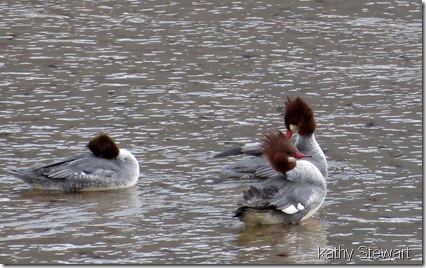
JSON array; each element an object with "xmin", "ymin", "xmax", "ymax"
[
  {"xmin": 215, "ymin": 96, "xmax": 327, "ymax": 179},
  {"xmin": 234, "ymin": 131, "xmax": 326, "ymax": 225},
  {"xmin": 6, "ymin": 134, "xmax": 140, "ymax": 192}
]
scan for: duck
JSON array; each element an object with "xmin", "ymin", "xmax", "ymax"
[
  {"xmin": 215, "ymin": 131, "xmax": 310, "ymax": 179},
  {"xmin": 283, "ymin": 96, "xmax": 328, "ymax": 177},
  {"xmin": 214, "ymin": 96, "xmax": 327, "ymax": 179},
  {"xmin": 234, "ymin": 131, "xmax": 326, "ymax": 225},
  {"xmin": 6, "ymin": 134, "xmax": 140, "ymax": 192}
]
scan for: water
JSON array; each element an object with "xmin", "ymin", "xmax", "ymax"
[{"xmin": 0, "ymin": 0, "xmax": 422, "ymax": 264}]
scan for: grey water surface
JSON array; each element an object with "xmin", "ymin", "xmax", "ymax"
[{"xmin": 0, "ymin": 0, "xmax": 422, "ymax": 264}]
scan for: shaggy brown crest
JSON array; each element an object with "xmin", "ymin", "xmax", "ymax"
[
  {"xmin": 260, "ymin": 131, "xmax": 298, "ymax": 174},
  {"xmin": 87, "ymin": 134, "xmax": 120, "ymax": 160},
  {"xmin": 284, "ymin": 97, "xmax": 316, "ymax": 136}
]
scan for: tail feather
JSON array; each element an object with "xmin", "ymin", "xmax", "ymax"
[
  {"xmin": 213, "ymin": 147, "xmax": 243, "ymax": 158},
  {"xmin": 234, "ymin": 186, "xmax": 278, "ymax": 223},
  {"xmin": 4, "ymin": 168, "xmax": 39, "ymax": 183},
  {"xmin": 5, "ymin": 168, "xmax": 19, "ymax": 175},
  {"xmin": 235, "ymin": 186, "xmax": 269, "ymax": 218},
  {"xmin": 240, "ymin": 185, "xmax": 268, "ymax": 207},
  {"xmin": 214, "ymin": 143, "xmax": 263, "ymax": 158}
]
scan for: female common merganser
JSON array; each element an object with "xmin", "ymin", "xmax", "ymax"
[
  {"xmin": 215, "ymin": 96, "xmax": 327, "ymax": 179},
  {"xmin": 215, "ymin": 131, "xmax": 310, "ymax": 178},
  {"xmin": 284, "ymin": 96, "xmax": 327, "ymax": 177},
  {"xmin": 7, "ymin": 134, "xmax": 140, "ymax": 192},
  {"xmin": 235, "ymin": 131, "xmax": 326, "ymax": 225}
]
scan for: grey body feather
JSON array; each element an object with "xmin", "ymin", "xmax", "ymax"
[
  {"xmin": 7, "ymin": 150, "xmax": 139, "ymax": 191},
  {"xmin": 217, "ymin": 134, "xmax": 327, "ymax": 179},
  {"xmin": 235, "ymin": 161, "xmax": 326, "ymax": 225}
]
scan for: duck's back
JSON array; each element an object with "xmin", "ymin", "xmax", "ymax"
[
  {"xmin": 8, "ymin": 153, "xmax": 131, "ymax": 191},
  {"xmin": 235, "ymin": 160, "xmax": 326, "ymax": 225}
]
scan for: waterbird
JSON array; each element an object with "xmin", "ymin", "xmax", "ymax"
[
  {"xmin": 234, "ymin": 131, "xmax": 326, "ymax": 225},
  {"xmin": 214, "ymin": 96, "xmax": 327, "ymax": 179},
  {"xmin": 6, "ymin": 134, "xmax": 140, "ymax": 192}
]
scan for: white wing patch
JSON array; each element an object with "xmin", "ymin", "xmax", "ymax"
[{"xmin": 281, "ymin": 203, "xmax": 306, "ymax": 215}]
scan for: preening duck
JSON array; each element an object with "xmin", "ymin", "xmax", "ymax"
[
  {"xmin": 235, "ymin": 131, "xmax": 326, "ymax": 225},
  {"xmin": 215, "ymin": 96, "xmax": 327, "ymax": 179},
  {"xmin": 284, "ymin": 96, "xmax": 327, "ymax": 177}
]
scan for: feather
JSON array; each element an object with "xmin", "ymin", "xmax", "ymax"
[
  {"xmin": 260, "ymin": 131, "xmax": 297, "ymax": 174},
  {"xmin": 284, "ymin": 97, "xmax": 316, "ymax": 136}
]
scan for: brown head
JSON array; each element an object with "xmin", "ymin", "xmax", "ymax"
[
  {"xmin": 260, "ymin": 131, "xmax": 309, "ymax": 174},
  {"xmin": 284, "ymin": 96, "xmax": 317, "ymax": 139},
  {"xmin": 87, "ymin": 134, "xmax": 120, "ymax": 160}
]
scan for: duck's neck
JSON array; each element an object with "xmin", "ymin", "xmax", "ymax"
[
  {"xmin": 295, "ymin": 134, "xmax": 328, "ymax": 177},
  {"xmin": 288, "ymin": 161, "xmax": 326, "ymax": 188}
]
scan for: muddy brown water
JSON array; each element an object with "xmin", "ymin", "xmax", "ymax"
[{"xmin": 0, "ymin": 0, "xmax": 422, "ymax": 264}]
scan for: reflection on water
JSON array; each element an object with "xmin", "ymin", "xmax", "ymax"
[
  {"xmin": 0, "ymin": 0, "xmax": 422, "ymax": 264},
  {"xmin": 235, "ymin": 219, "xmax": 329, "ymax": 264}
]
